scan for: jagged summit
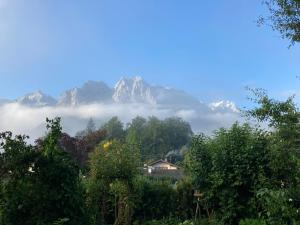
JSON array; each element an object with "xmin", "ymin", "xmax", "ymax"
[
  {"xmin": 6, "ymin": 77, "xmax": 239, "ymax": 115},
  {"xmin": 112, "ymin": 76, "xmax": 203, "ymax": 107},
  {"xmin": 17, "ymin": 91, "xmax": 57, "ymax": 107},
  {"xmin": 113, "ymin": 76, "xmax": 156, "ymax": 104},
  {"xmin": 58, "ymin": 80, "xmax": 113, "ymax": 106}
]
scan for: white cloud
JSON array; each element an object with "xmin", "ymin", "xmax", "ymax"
[
  {"xmin": 0, "ymin": 102, "xmax": 243, "ymax": 141},
  {"xmin": 175, "ymin": 109, "xmax": 198, "ymax": 120}
]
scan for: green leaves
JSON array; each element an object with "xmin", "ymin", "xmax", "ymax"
[
  {"xmin": 87, "ymin": 138, "xmax": 140, "ymax": 225},
  {"xmin": 127, "ymin": 116, "xmax": 192, "ymax": 162},
  {"xmin": 0, "ymin": 117, "xmax": 87, "ymax": 225},
  {"xmin": 262, "ymin": 0, "xmax": 300, "ymax": 44},
  {"xmin": 256, "ymin": 188, "xmax": 300, "ymax": 224},
  {"xmin": 43, "ymin": 117, "xmax": 63, "ymax": 156},
  {"xmin": 186, "ymin": 123, "xmax": 270, "ymax": 224},
  {"xmin": 185, "ymin": 91, "xmax": 300, "ymax": 224}
]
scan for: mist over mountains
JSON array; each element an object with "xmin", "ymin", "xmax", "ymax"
[{"xmin": 0, "ymin": 76, "xmax": 241, "ymax": 140}]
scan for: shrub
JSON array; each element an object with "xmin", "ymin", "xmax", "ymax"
[
  {"xmin": 239, "ymin": 219, "xmax": 266, "ymax": 225},
  {"xmin": 133, "ymin": 176, "xmax": 177, "ymax": 223},
  {"xmin": 141, "ymin": 217, "xmax": 182, "ymax": 225}
]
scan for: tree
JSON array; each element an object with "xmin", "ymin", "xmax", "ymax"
[
  {"xmin": 0, "ymin": 118, "xmax": 87, "ymax": 225},
  {"xmin": 186, "ymin": 123, "xmax": 270, "ymax": 224},
  {"xmin": 261, "ymin": 0, "xmax": 300, "ymax": 44},
  {"xmin": 247, "ymin": 89, "xmax": 300, "ymax": 188},
  {"xmin": 185, "ymin": 89, "xmax": 300, "ymax": 224},
  {"xmin": 126, "ymin": 116, "xmax": 147, "ymax": 146},
  {"xmin": 60, "ymin": 129, "xmax": 107, "ymax": 167},
  {"xmin": 87, "ymin": 138, "xmax": 140, "ymax": 225},
  {"xmin": 101, "ymin": 116, "xmax": 125, "ymax": 140},
  {"xmin": 86, "ymin": 118, "xmax": 96, "ymax": 133},
  {"xmin": 142, "ymin": 116, "xmax": 168, "ymax": 161},
  {"xmin": 75, "ymin": 118, "xmax": 97, "ymax": 138},
  {"xmin": 163, "ymin": 117, "xmax": 193, "ymax": 151},
  {"xmin": 246, "ymin": 90, "xmax": 300, "ymax": 224},
  {"xmin": 0, "ymin": 133, "xmax": 38, "ymax": 225},
  {"xmin": 126, "ymin": 116, "xmax": 192, "ymax": 162},
  {"xmin": 37, "ymin": 124, "xmax": 107, "ymax": 168}
]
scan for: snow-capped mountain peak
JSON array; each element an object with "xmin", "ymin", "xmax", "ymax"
[
  {"xmin": 113, "ymin": 76, "xmax": 156, "ymax": 104},
  {"xmin": 13, "ymin": 77, "xmax": 240, "ymax": 116},
  {"xmin": 1, "ymin": 77, "xmax": 243, "ymax": 139}
]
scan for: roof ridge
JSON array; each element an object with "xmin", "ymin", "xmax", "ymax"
[{"xmin": 148, "ymin": 159, "xmax": 180, "ymax": 168}]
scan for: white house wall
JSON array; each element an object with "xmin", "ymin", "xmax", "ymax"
[{"xmin": 151, "ymin": 162, "xmax": 178, "ymax": 170}]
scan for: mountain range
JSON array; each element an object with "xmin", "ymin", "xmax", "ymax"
[
  {"xmin": 1, "ymin": 76, "xmax": 239, "ymax": 113},
  {"xmin": 0, "ymin": 77, "xmax": 241, "ymax": 139}
]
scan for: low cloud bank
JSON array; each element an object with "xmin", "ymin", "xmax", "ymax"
[{"xmin": 0, "ymin": 103, "xmax": 242, "ymax": 140}]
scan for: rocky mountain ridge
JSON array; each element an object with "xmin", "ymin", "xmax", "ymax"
[{"xmin": 1, "ymin": 76, "xmax": 239, "ymax": 113}]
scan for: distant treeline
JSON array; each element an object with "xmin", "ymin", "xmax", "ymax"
[{"xmin": 52, "ymin": 116, "xmax": 193, "ymax": 167}]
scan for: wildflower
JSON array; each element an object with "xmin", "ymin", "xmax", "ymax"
[{"xmin": 103, "ymin": 141, "xmax": 112, "ymax": 150}]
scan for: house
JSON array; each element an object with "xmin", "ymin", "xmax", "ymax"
[
  {"xmin": 145, "ymin": 159, "xmax": 183, "ymax": 180},
  {"xmin": 147, "ymin": 159, "xmax": 179, "ymax": 173}
]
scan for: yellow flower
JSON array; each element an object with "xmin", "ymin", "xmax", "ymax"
[{"xmin": 103, "ymin": 141, "xmax": 112, "ymax": 151}]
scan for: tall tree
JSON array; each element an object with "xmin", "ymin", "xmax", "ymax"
[
  {"xmin": 163, "ymin": 117, "xmax": 193, "ymax": 150},
  {"xmin": 0, "ymin": 133, "xmax": 38, "ymax": 225},
  {"xmin": 75, "ymin": 118, "xmax": 97, "ymax": 138},
  {"xmin": 126, "ymin": 116, "xmax": 192, "ymax": 162},
  {"xmin": 101, "ymin": 116, "xmax": 125, "ymax": 140},
  {"xmin": 86, "ymin": 118, "xmax": 96, "ymax": 134}
]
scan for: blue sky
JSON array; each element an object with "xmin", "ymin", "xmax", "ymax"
[{"xmin": 0, "ymin": 0, "xmax": 300, "ymax": 106}]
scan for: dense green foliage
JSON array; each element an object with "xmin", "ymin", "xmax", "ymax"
[
  {"xmin": 127, "ymin": 116, "xmax": 193, "ymax": 162},
  {"xmin": 0, "ymin": 116, "xmax": 195, "ymax": 225},
  {"xmin": 101, "ymin": 117, "xmax": 126, "ymax": 141},
  {"xmin": 133, "ymin": 177, "xmax": 196, "ymax": 224},
  {"xmin": 0, "ymin": 118, "xmax": 87, "ymax": 225},
  {"xmin": 133, "ymin": 177, "xmax": 177, "ymax": 223},
  {"xmin": 185, "ymin": 90, "xmax": 300, "ymax": 224},
  {"xmin": 86, "ymin": 137, "xmax": 140, "ymax": 225},
  {"xmin": 186, "ymin": 124, "xmax": 271, "ymax": 224}
]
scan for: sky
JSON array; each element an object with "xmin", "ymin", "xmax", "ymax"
[{"xmin": 0, "ymin": 0, "xmax": 300, "ymax": 107}]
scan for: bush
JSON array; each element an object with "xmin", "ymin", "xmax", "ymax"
[
  {"xmin": 176, "ymin": 179, "xmax": 196, "ymax": 220},
  {"xmin": 256, "ymin": 188, "xmax": 300, "ymax": 225},
  {"xmin": 140, "ymin": 217, "xmax": 182, "ymax": 225},
  {"xmin": 239, "ymin": 219, "xmax": 266, "ymax": 225},
  {"xmin": 133, "ymin": 177, "xmax": 177, "ymax": 223},
  {"xmin": 186, "ymin": 124, "xmax": 270, "ymax": 224}
]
